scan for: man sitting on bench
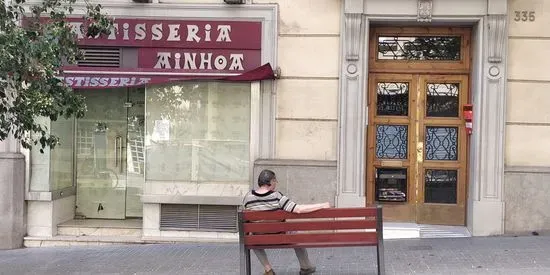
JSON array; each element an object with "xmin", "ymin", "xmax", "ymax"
[{"xmin": 242, "ymin": 169, "xmax": 331, "ymax": 275}]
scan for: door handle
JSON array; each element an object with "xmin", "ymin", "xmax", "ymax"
[
  {"xmin": 115, "ymin": 135, "xmax": 123, "ymax": 173},
  {"xmin": 417, "ymin": 142, "xmax": 424, "ymax": 163}
]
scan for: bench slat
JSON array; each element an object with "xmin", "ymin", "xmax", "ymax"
[
  {"xmin": 242, "ymin": 207, "xmax": 378, "ymax": 221},
  {"xmin": 243, "ymin": 219, "xmax": 377, "ymax": 233},
  {"xmin": 245, "ymin": 232, "xmax": 378, "ymax": 246},
  {"xmin": 246, "ymin": 241, "xmax": 378, "ymax": 249}
]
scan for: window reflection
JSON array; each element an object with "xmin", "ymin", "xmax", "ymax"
[{"xmin": 145, "ymin": 82, "xmax": 251, "ymax": 183}]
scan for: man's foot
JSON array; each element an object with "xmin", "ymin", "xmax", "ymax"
[
  {"xmin": 299, "ymin": 267, "xmax": 316, "ymax": 275},
  {"xmin": 264, "ymin": 269, "xmax": 275, "ymax": 275}
]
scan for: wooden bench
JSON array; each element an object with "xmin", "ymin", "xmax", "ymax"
[{"xmin": 238, "ymin": 206, "xmax": 385, "ymax": 275}]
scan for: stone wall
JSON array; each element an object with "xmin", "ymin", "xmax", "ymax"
[
  {"xmin": 505, "ymin": 0, "xmax": 550, "ymax": 234},
  {"xmin": 253, "ymin": 160, "xmax": 337, "ymax": 206}
]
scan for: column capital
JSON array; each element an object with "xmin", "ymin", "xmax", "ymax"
[
  {"xmin": 344, "ymin": 13, "xmax": 363, "ymax": 61},
  {"xmin": 487, "ymin": 14, "xmax": 507, "ymax": 64}
]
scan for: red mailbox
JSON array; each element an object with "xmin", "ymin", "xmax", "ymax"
[{"xmin": 463, "ymin": 104, "xmax": 473, "ymax": 135}]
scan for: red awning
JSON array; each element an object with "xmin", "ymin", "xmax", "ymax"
[{"xmin": 59, "ymin": 63, "xmax": 276, "ymax": 89}]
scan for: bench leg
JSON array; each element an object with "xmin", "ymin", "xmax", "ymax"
[
  {"xmin": 377, "ymin": 243, "xmax": 385, "ymax": 275},
  {"xmin": 376, "ymin": 206, "xmax": 385, "ymax": 275},
  {"xmin": 240, "ymin": 247, "xmax": 251, "ymax": 275},
  {"xmin": 245, "ymin": 249, "xmax": 251, "ymax": 275}
]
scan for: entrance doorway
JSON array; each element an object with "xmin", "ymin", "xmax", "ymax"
[
  {"xmin": 75, "ymin": 88, "xmax": 145, "ymax": 219},
  {"xmin": 366, "ymin": 27, "xmax": 471, "ymax": 226}
]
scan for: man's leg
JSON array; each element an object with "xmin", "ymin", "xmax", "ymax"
[
  {"xmin": 253, "ymin": 249, "xmax": 274, "ymax": 273},
  {"xmin": 294, "ymin": 248, "xmax": 315, "ymax": 270}
]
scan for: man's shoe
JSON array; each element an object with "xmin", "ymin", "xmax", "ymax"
[
  {"xmin": 264, "ymin": 269, "xmax": 275, "ymax": 275},
  {"xmin": 299, "ymin": 267, "xmax": 316, "ymax": 275}
]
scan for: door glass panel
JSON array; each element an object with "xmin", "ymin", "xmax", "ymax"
[
  {"xmin": 376, "ymin": 125, "xmax": 408, "ymax": 159},
  {"xmin": 425, "ymin": 126, "xmax": 458, "ymax": 161},
  {"xmin": 50, "ymin": 117, "xmax": 75, "ymax": 191},
  {"xmin": 126, "ymin": 88, "xmax": 145, "ymax": 217},
  {"xmin": 426, "ymin": 83, "xmax": 459, "ymax": 117},
  {"xmin": 425, "ymin": 169, "xmax": 457, "ymax": 204},
  {"xmin": 377, "ymin": 82, "xmax": 409, "ymax": 116},
  {"xmin": 76, "ymin": 88, "xmax": 128, "ymax": 219},
  {"xmin": 375, "ymin": 168, "xmax": 407, "ymax": 202},
  {"xmin": 377, "ymin": 36, "xmax": 461, "ymax": 60}
]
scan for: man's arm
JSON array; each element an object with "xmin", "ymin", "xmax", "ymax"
[{"xmin": 292, "ymin": 202, "xmax": 331, "ymax": 214}]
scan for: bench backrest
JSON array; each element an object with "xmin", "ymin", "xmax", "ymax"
[{"xmin": 239, "ymin": 206, "xmax": 383, "ymax": 248}]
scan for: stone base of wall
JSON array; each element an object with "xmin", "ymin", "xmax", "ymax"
[
  {"xmin": 253, "ymin": 159, "xmax": 337, "ymax": 206},
  {"xmin": 504, "ymin": 166, "xmax": 550, "ymax": 234},
  {"xmin": 0, "ymin": 153, "xmax": 25, "ymax": 249}
]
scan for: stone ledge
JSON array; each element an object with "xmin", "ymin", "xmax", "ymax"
[
  {"xmin": 505, "ymin": 166, "xmax": 550, "ymax": 174},
  {"xmin": 255, "ymin": 159, "xmax": 337, "ymax": 167},
  {"xmin": 141, "ymin": 195, "xmax": 242, "ymax": 205},
  {"xmin": 0, "ymin": 153, "xmax": 24, "ymax": 159},
  {"xmin": 23, "ymin": 234, "xmax": 238, "ymax": 248},
  {"xmin": 26, "ymin": 187, "xmax": 75, "ymax": 201}
]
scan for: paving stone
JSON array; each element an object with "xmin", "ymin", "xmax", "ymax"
[{"xmin": 0, "ymin": 236, "xmax": 549, "ymax": 275}]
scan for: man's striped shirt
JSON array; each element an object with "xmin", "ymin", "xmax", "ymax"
[{"xmin": 242, "ymin": 190, "xmax": 297, "ymax": 212}]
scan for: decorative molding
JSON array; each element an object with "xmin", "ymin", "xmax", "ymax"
[
  {"xmin": 487, "ymin": 14, "xmax": 506, "ymax": 63},
  {"xmin": 345, "ymin": 13, "xmax": 362, "ymax": 61},
  {"xmin": 336, "ymin": 12, "xmax": 367, "ymax": 207},
  {"xmin": 417, "ymin": 0, "xmax": 433, "ymax": 22},
  {"xmin": 478, "ymin": 13, "xmax": 507, "ymax": 202}
]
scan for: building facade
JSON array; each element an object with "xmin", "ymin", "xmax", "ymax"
[{"xmin": 1, "ymin": 0, "xmax": 546, "ymax": 247}]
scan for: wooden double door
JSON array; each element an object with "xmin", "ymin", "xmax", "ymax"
[{"xmin": 366, "ymin": 73, "xmax": 469, "ymax": 225}]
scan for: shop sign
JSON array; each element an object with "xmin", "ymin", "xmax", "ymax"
[{"xmin": 60, "ymin": 18, "xmax": 265, "ymax": 88}]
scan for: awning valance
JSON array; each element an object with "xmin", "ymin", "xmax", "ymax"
[{"xmin": 59, "ymin": 63, "xmax": 275, "ymax": 89}]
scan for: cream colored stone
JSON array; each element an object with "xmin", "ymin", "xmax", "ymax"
[
  {"xmin": 506, "ymin": 125, "xmax": 550, "ymax": 166},
  {"xmin": 507, "ymin": 82, "xmax": 550, "ymax": 123},
  {"xmin": 253, "ymin": 0, "xmax": 340, "ymax": 34},
  {"xmin": 160, "ymin": 230, "xmax": 191, "ymax": 238},
  {"xmin": 27, "ymin": 226, "xmax": 54, "ymax": 237},
  {"xmin": 217, "ymin": 232, "xmax": 238, "ymax": 239},
  {"xmin": 276, "ymin": 79, "xmax": 338, "ymax": 120},
  {"xmin": 279, "ymin": 36, "xmax": 340, "ymax": 78},
  {"xmin": 508, "ymin": 39, "xmax": 550, "ymax": 81},
  {"xmin": 99, "ymin": 228, "xmax": 142, "ymax": 237},
  {"xmin": 143, "ymin": 203, "xmax": 161, "ymax": 230},
  {"xmin": 142, "ymin": 229, "xmax": 161, "ymax": 237},
  {"xmin": 145, "ymin": 182, "xmax": 249, "ymax": 196},
  {"xmin": 160, "ymin": 0, "xmax": 221, "ymax": 3},
  {"xmin": 188, "ymin": 231, "xmax": 219, "ymax": 239},
  {"xmin": 508, "ymin": 0, "xmax": 549, "ymax": 37},
  {"xmin": 365, "ymin": 0, "xmax": 486, "ymax": 16},
  {"xmin": 23, "ymin": 240, "xmax": 42, "ymax": 248},
  {"xmin": 29, "ymin": 164, "xmax": 50, "ymax": 192},
  {"xmin": 27, "ymin": 201, "xmax": 53, "ymax": 227},
  {"xmin": 53, "ymin": 196, "xmax": 76, "ymax": 226},
  {"xmin": 57, "ymin": 227, "xmax": 79, "ymax": 236},
  {"xmin": 276, "ymin": 120, "xmax": 337, "ymax": 160}
]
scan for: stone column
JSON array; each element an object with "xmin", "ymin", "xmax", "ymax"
[
  {"xmin": 336, "ymin": 0, "xmax": 367, "ymax": 207},
  {"xmin": 0, "ymin": 136, "xmax": 25, "ymax": 249},
  {"xmin": 469, "ymin": 2, "xmax": 507, "ymax": 236}
]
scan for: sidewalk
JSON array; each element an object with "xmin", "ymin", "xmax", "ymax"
[{"xmin": 1, "ymin": 235, "xmax": 549, "ymax": 275}]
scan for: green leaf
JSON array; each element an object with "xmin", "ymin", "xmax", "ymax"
[{"xmin": 0, "ymin": 0, "xmax": 112, "ymax": 153}]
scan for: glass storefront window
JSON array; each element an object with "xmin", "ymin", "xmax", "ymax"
[
  {"xmin": 145, "ymin": 82, "xmax": 251, "ymax": 184},
  {"xmin": 50, "ymin": 117, "xmax": 75, "ymax": 191}
]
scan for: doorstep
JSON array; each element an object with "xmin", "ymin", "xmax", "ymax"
[
  {"xmin": 23, "ymin": 234, "xmax": 239, "ymax": 248},
  {"xmin": 24, "ymin": 220, "xmax": 471, "ymax": 247},
  {"xmin": 383, "ymin": 222, "xmax": 472, "ymax": 239}
]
